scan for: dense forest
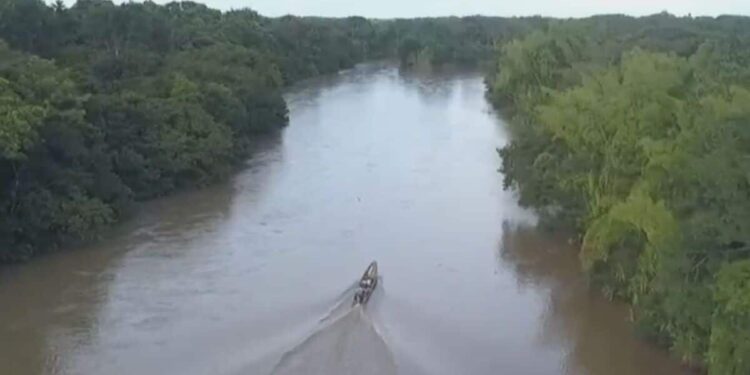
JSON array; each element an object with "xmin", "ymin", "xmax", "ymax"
[
  {"xmin": 0, "ymin": 0, "xmax": 538, "ymax": 262},
  {"xmin": 487, "ymin": 13, "xmax": 750, "ymax": 375},
  {"xmin": 2, "ymin": 0, "xmax": 750, "ymax": 373}
]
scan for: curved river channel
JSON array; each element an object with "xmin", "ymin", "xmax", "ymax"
[{"xmin": 0, "ymin": 64, "xmax": 687, "ymax": 375}]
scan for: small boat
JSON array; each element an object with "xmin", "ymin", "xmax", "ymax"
[{"xmin": 353, "ymin": 261, "xmax": 378, "ymax": 306}]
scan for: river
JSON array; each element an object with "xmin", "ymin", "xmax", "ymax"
[{"xmin": 0, "ymin": 64, "xmax": 686, "ymax": 375}]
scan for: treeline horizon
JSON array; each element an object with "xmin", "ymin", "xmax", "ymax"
[
  {"xmin": 0, "ymin": 0, "xmax": 547, "ymax": 263},
  {"xmin": 2, "ymin": 1, "xmax": 750, "ymax": 372}
]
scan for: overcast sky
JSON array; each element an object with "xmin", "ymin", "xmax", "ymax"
[
  {"xmin": 62, "ymin": 0, "xmax": 750, "ymax": 18},
  {"xmin": 148, "ymin": 0, "xmax": 750, "ymax": 18}
]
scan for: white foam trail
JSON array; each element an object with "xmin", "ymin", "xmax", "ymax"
[{"xmin": 272, "ymin": 305, "xmax": 397, "ymax": 375}]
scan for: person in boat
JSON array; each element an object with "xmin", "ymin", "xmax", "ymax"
[{"xmin": 353, "ymin": 261, "xmax": 378, "ymax": 306}]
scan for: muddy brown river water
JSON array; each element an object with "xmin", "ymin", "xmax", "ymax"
[{"xmin": 0, "ymin": 64, "xmax": 686, "ymax": 375}]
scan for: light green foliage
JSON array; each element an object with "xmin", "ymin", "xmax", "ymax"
[
  {"xmin": 0, "ymin": 78, "xmax": 44, "ymax": 159},
  {"xmin": 709, "ymin": 260, "xmax": 750, "ymax": 375},
  {"xmin": 538, "ymin": 51, "xmax": 689, "ymax": 220},
  {"xmin": 54, "ymin": 194, "xmax": 116, "ymax": 238},
  {"xmin": 489, "ymin": 20, "xmax": 750, "ymax": 373},
  {"xmin": 156, "ymin": 74, "xmax": 234, "ymax": 185},
  {"xmin": 1, "ymin": 3, "xmax": 750, "ymax": 372},
  {"xmin": 491, "ymin": 28, "xmax": 586, "ymax": 110},
  {"xmin": 581, "ymin": 189, "xmax": 678, "ymax": 278}
]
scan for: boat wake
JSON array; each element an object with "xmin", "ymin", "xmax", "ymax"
[{"xmin": 271, "ymin": 278, "xmax": 396, "ymax": 375}]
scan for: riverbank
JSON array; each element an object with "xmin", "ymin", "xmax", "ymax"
[
  {"xmin": 485, "ymin": 22, "xmax": 750, "ymax": 375},
  {"xmin": 0, "ymin": 64, "xmax": 687, "ymax": 375},
  {"xmin": 0, "ymin": 1, "xmax": 545, "ymax": 263}
]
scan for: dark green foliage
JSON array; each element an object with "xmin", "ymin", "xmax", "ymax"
[
  {"xmin": 2, "ymin": 3, "xmax": 749, "ymax": 372},
  {"xmin": 0, "ymin": 41, "xmax": 125, "ymax": 261},
  {"xmin": 487, "ymin": 17, "xmax": 750, "ymax": 374},
  {"xmin": 0, "ymin": 0, "xmax": 390, "ymax": 260},
  {"xmin": 0, "ymin": 0, "xmax": 550, "ymax": 261},
  {"xmin": 386, "ymin": 17, "xmax": 543, "ymax": 68}
]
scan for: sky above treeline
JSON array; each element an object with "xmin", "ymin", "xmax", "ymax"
[{"xmin": 63, "ymin": 0, "xmax": 750, "ymax": 18}]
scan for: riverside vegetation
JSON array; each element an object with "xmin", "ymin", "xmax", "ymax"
[
  {"xmin": 0, "ymin": 0, "xmax": 535, "ymax": 261},
  {"xmin": 1, "ymin": 1, "xmax": 749, "ymax": 373},
  {"xmin": 486, "ymin": 14, "xmax": 750, "ymax": 375}
]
